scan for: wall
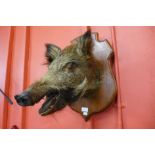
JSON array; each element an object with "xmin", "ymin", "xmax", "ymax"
[{"xmin": 0, "ymin": 26, "xmax": 155, "ymax": 129}]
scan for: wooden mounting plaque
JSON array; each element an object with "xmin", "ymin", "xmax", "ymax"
[{"xmin": 70, "ymin": 33, "xmax": 117, "ymax": 120}]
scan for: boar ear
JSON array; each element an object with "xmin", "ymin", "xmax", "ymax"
[
  {"xmin": 45, "ymin": 44, "xmax": 61, "ymax": 63},
  {"xmin": 77, "ymin": 30, "xmax": 92, "ymax": 57}
]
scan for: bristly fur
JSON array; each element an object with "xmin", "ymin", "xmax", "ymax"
[
  {"xmin": 45, "ymin": 44, "xmax": 53, "ymax": 65},
  {"xmin": 15, "ymin": 30, "xmax": 103, "ymax": 116},
  {"xmin": 83, "ymin": 29, "xmax": 91, "ymax": 39}
]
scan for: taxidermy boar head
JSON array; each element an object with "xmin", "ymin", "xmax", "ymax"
[{"xmin": 14, "ymin": 31, "xmax": 103, "ymax": 115}]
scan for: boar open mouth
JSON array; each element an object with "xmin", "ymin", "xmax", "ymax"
[
  {"xmin": 39, "ymin": 90, "xmax": 65, "ymax": 116},
  {"xmin": 39, "ymin": 88, "xmax": 79, "ymax": 116}
]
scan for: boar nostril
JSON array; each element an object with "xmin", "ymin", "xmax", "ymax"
[
  {"xmin": 19, "ymin": 96, "xmax": 29, "ymax": 104},
  {"xmin": 14, "ymin": 92, "xmax": 33, "ymax": 106}
]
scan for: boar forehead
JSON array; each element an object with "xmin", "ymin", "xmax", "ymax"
[
  {"xmin": 45, "ymin": 45, "xmax": 88, "ymax": 88},
  {"xmin": 49, "ymin": 45, "xmax": 87, "ymax": 71}
]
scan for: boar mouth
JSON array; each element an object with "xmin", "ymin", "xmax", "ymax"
[
  {"xmin": 39, "ymin": 90, "xmax": 63, "ymax": 116},
  {"xmin": 39, "ymin": 88, "xmax": 79, "ymax": 116}
]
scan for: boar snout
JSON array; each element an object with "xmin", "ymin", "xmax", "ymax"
[{"xmin": 14, "ymin": 91, "xmax": 33, "ymax": 106}]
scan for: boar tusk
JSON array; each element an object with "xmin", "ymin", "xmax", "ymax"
[{"xmin": 74, "ymin": 77, "xmax": 88, "ymax": 98}]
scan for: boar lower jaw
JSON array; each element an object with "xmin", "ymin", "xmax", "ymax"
[{"xmin": 39, "ymin": 88, "xmax": 80, "ymax": 116}]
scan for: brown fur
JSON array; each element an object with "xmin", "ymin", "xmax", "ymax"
[{"xmin": 15, "ymin": 30, "xmax": 103, "ymax": 115}]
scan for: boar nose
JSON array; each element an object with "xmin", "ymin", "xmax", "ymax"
[{"xmin": 14, "ymin": 92, "xmax": 33, "ymax": 106}]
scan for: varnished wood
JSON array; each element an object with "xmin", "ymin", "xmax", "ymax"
[{"xmin": 70, "ymin": 33, "xmax": 117, "ymax": 120}]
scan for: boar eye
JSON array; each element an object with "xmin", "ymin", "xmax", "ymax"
[{"xmin": 63, "ymin": 62, "xmax": 78, "ymax": 72}]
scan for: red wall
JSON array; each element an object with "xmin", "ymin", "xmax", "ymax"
[{"xmin": 0, "ymin": 26, "xmax": 155, "ymax": 129}]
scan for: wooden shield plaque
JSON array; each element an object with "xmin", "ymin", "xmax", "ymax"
[{"xmin": 70, "ymin": 33, "xmax": 117, "ymax": 120}]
